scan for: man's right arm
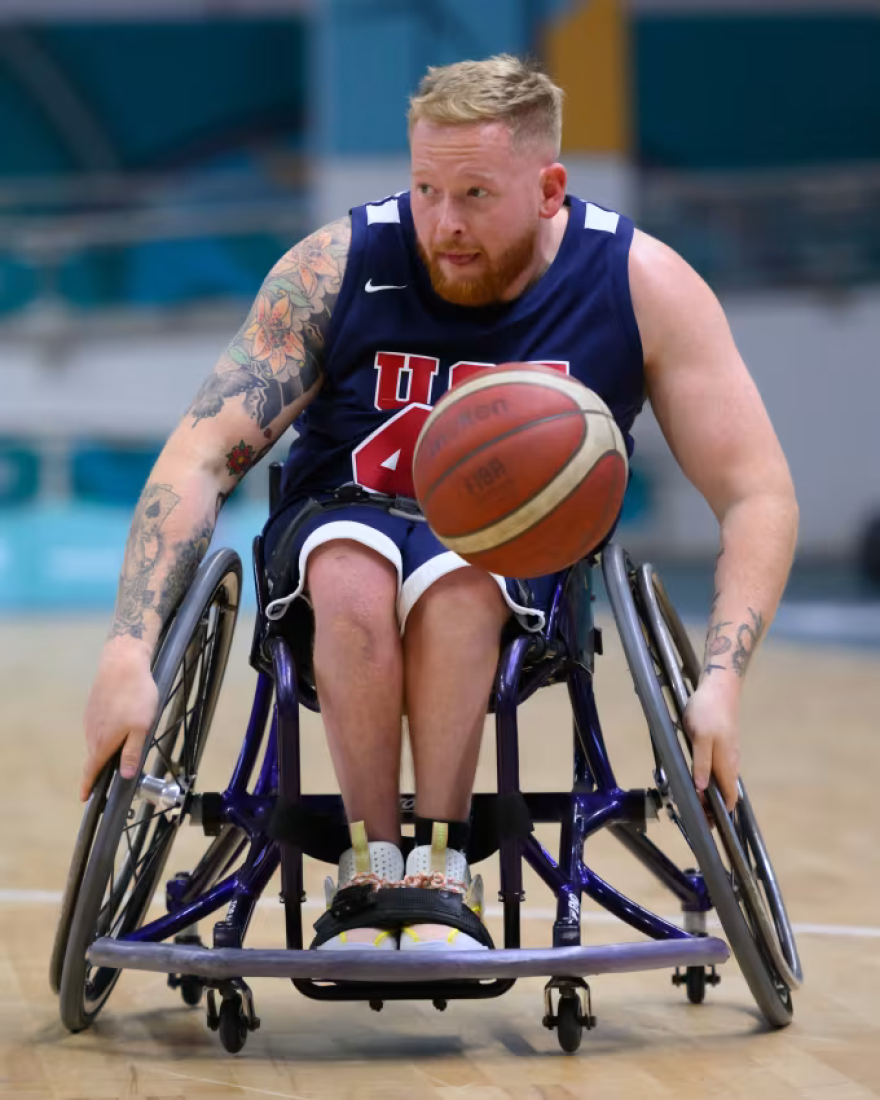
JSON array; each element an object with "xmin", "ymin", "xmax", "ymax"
[{"xmin": 81, "ymin": 216, "xmax": 352, "ymax": 798}]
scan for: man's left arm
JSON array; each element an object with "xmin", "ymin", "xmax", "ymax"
[{"xmin": 629, "ymin": 230, "xmax": 799, "ymax": 811}]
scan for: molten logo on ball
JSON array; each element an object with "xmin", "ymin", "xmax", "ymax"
[
  {"xmin": 424, "ymin": 398, "xmax": 509, "ymax": 461},
  {"xmin": 413, "ymin": 365, "xmax": 629, "ymax": 577}
]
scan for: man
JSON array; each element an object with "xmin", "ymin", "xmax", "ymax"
[{"xmin": 82, "ymin": 56, "xmax": 798, "ymax": 953}]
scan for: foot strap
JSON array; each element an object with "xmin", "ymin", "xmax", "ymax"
[{"xmin": 310, "ymin": 885, "xmax": 495, "ymax": 950}]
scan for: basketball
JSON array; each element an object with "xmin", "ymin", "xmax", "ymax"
[{"xmin": 412, "ymin": 364, "xmax": 629, "ymax": 577}]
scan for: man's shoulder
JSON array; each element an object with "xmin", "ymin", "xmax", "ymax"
[
  {"xmin": 565, "ymin": 194, "xmax": 633, "ymax": 236},
  {"xmin": 628, "ymin": 229, "xmax": 729, "ymax": 368},
  {"xmin": 298, "ymin": 215, "xmax": 353, "ymax": 257}
]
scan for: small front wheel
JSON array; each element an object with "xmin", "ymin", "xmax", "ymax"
[
  {"xmin": 180, "ymin": 976, "xmax": 204, "ymax": 1007},
  {"xmin": 218, "ymin": 997, "xmax": 248, "ymax": 1054},
  {"xmin": 686, "ymin": 966, "xmax": 706, "ymax": 1005},
  {"xmin": 556, "ymin": 995, "xmax": 583, "ymax": 1054}
]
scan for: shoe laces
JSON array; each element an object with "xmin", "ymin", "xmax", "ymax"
[
  {"xmin": 344, "ymin": 870, "xmax": 468, "ymax": 896},
  {"xmin": 346, "ymin": 871, "xmax": 395, "ymax": 891},
  {"xmin": 396, "ymin": 871, "xmax": 467, "ymax": 895}
]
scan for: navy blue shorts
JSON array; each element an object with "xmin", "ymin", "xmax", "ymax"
[{"xmin": 262, "ymin": 497, "xmax": 561, "ymax": 634}]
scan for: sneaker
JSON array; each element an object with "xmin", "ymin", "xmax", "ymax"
[
  {"xmin": 318, "ymin": 822, "xmax": 403, "ymax": 951},
  {"xmin": 398, "ymin": 822, "xmax": 488, "ymax": 951}
]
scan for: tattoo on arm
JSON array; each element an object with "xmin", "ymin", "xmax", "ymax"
[
  {"xmin": 225, "ymin": 440, "xmax": 256, "ymax": 478},
  {"xmin": 732, "ymin": 608, "xmax": 765, "ymax": 677},
  {"xmin": 110, "ymin": 483, "xmax": 181, "ymax": 640},
  {"xmin": 188, "ymin": 217, "xmax": 351, "ymax": 431},
  {"xmin": 703, "ymin": 621, "xmax": 733, "ymax": 675},
  {"xmin": 709, "ymin": 542, "xmax": 724, "ymax": 616},
  {"xmin": 217, "ymin": 436, "xmax": 276, "ymax": 506},
  {"xmin": 110, "ymin": 480, "xmax": 231, "ymax": 641},
  {"xmin": 702, "ymin": 540, "xmax": 729, "ymax": 672},
  {"xmin": 155, "ymin": 521, "xmax": 214, "ymax": 623}
]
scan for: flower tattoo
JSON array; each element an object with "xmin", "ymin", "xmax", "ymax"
[
  {"xmin": 226, "ymin": 440, "xmax": 256, "ymax": 478},
  {"xmin": 245, "ymin": 294, "xmax": 306, "ymax": 373}
]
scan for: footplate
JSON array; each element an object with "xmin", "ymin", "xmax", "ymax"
[{"xmin": 88, "ymin": 935, "xmax": 729, "ymax": 981}]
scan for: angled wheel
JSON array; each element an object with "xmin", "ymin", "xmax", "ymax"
[
  {"xmin": 603, "ymin": 544, "xmax": 802, "ymax": 1028},
  {"xmin": 58, "ymin": 549, "xmax": 241, "ymax": 1033}
]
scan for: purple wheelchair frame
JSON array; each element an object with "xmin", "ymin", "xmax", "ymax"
[{"xmin": 112, "ymin": 539, "xmax": 722, "ymax": 1004}]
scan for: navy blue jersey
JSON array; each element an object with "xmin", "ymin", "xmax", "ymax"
[{"xmin": 276, "ymin": 191, "xmax": 645, "ymax": 509}]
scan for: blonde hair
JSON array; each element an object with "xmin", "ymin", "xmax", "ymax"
[{"xmin": 408, "ymin": 54, "xmax": 563, "ymax": 156}]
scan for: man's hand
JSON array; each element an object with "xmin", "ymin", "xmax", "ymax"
[
  {"xmin": 683, "ymin": 679, "xmax": 741, "ymax": 814},
  {"xmin": 81, "ymin": 643, "xmax": 158, "ymax": 801}
]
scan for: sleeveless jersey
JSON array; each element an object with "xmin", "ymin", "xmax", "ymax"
[{"xmin": 276, "ymin": 191, "xmax": 645, "ymax": 510}]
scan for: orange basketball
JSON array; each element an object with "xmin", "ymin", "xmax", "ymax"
[{"xmin": 412, "ymin": 364, "xmax": 629, "ymax": 577}]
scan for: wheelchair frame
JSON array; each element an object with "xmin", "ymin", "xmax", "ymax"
[{"xmin": 53, "ymin": 482, "xmax": 801, "ymax": 1054}]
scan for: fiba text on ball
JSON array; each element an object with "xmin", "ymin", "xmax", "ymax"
[{"xmin": 465, "ymin": 458, "xmax": 507, "ymax": 497}]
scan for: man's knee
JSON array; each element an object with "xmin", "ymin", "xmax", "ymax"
[
  {"xmin": 308, "ymin": 540, "xmax": 399, "ymax": 652},
  {"xmin": 409, "ymin": 567, "xmax": 509, "ymax": 639}
]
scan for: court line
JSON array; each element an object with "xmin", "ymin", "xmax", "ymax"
[
  {"xmin": 4, "ymin": 888, "xmax": 880, "ymax": 939},
  {"xmin": 0, "ymin": 889, "xmax": 63, "ymax": 904},
  {"xmin": 160, "ymin": 1068, "xmax": 310, "ymax": 1099}
]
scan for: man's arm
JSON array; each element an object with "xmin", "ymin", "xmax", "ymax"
[
  {"xmin": 82, "ymin": 216, "xmax": 351, "ymax": 799},
  {"xmin": 629, "ymin": 229, "xmax": 798, "ymax": 809},
  {"xmin": 110, "ymin": 216, "xmax": 352, "ymax": 657}
]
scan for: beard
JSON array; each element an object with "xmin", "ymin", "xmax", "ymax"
[{"xmin": 417, "ymin": 225, "xmax": 539, "ymax": 307}]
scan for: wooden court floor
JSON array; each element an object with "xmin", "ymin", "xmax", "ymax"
[{"xmin": 1, "ymin": 613, "xmax": 878, "ymax": 1099}]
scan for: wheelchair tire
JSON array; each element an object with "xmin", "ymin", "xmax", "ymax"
[
  {"xmin": 685, "ymin": 966, "xmax": 705, "ymax": 1005},
  {"xmin": 556, "ymin": 995, "xmax": 583, "ymax": 1054},
  {"xmin": 603, "ymin": 544, "xmax": 801, "ymax": 1028},
  {"xmin": 49, "ymin": 765, "xmax": 113, "ymax": 994},
  {"xmin": 58, "ymin": 549, "xmax": 241, "ymax": 1033}
]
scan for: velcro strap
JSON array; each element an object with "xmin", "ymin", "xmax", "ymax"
[
  {"xmin": 310, "ymin": 886, "xmax": 495, "ymax": 949},
  {"xmin": 268, "ymin": 799, "xmax": 351, "ymax": 864},
  {"xmin": 467, "ymin": 793, "xmax": 534, "ymax": 864}
]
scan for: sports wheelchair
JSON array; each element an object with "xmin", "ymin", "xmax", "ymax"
[{"xmin": 51, "ymin": 465, "xmax": 802, "ymax": 1055}]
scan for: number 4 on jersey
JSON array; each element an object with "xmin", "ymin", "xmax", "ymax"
[
  {"xmin": 352, "ymin": 404, "xmax": 431, "ymax": 497},
  {"xmin": 354, "ymin": 361, "xmax": 569, "ymax": 496}
]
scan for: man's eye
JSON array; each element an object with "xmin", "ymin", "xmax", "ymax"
[
  {"xmin": 417, "ymin": 184, "xmax": 434, "ymax": 196},
  {"xmin": 468, "ymin": 188, "xmax": 488, "ymax": 198}
]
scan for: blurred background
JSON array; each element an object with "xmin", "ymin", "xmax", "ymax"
[{"xmin": 0, "ymin": 0, "xmax": 878, "ymax": 645}]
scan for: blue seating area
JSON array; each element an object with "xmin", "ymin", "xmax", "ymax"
[{"xmin": 0, "ymin": 18, "xmax": 310, "ymax": 315}]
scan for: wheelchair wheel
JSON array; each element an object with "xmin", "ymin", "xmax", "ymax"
[
  {"xmin": 603, "ymin": 544, "xmax": 802, "ymax": 1028},
  {"xmin": 58, "ymin": 549, "xmax": 241, "ymax": 1033}
]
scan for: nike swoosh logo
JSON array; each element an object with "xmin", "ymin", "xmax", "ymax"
[{"xmin": 365, "ymin": 279, "xmax": 407, "ymax": 293}]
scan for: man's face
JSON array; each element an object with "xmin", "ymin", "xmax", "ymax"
[{"xmin": 410, "ymin": 120, "xmax": 550, "ymax": 307}]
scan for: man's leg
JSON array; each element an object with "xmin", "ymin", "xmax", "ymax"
[
  {"xmin": 307, "ymin": 540, "xmax": 403, "ymax": 844},
  {"xmin": 403, "ymin": 567, "xmax": 510, "ymax": 821},
  {"xmin": 397, "ymin": 567, "xmax": 509, "ymax": 950}
]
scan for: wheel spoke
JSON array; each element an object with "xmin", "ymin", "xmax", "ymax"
[
  {"xmin": 146, "ymin": 626, "xmax": 217, "ymax": 776},
  {"xmin": 186, "ymin": 621, "xmax": 218, "ymax": 779},
  {"xmin": 108, "ymin": 816, "xmax": 174, "ymax": 938}
]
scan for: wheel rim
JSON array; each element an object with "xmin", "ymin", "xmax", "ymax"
[{"xmin": 635, "ymin": 564, "xmax": 802, "ymax": 992}]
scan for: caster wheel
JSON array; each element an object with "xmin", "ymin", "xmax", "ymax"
[
  {"xmin": 180, "ymin": 976, "xmax": 204, "ymax": 1008},
  {"xmin": 685, "ymin": 966, "xmax": 706, "ymax": 1005},
  {"xmin": 218, "ymin": 998, "xmax": 248, "ymax": 1054},
  {"xmin": 556, "ymin": 995, "xmax": 583, "ymax": 1054}
]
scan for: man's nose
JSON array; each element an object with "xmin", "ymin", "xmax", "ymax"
[{"xmin": 436, "ymin": 198, "xmax": 465, "ymax": 238}]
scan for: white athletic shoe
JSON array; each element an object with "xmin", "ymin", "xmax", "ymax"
[
  {"xmin": 318, "ymin": 823, "xmax": 403, "ymax": 951},
  {"xmin": 398, "ymin": 823, "xmax": 488, "ymax": 952}
]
